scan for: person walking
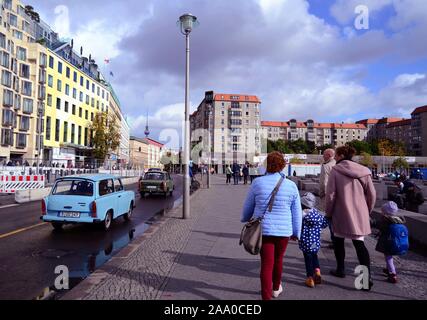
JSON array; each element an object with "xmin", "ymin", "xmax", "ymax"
[
  {"xmin": 319, "ymin": 148, "xmax": 336, "ymax": 248},
  {"xmin": 225, "ymin": 165, "xmax": 233, "ymax": 184},
  {"xmin": 325, "ymin": 145, "xmax": 376, "ymax": 290},
  {"xmin": 298, "ymin": 192, "xmax": 329, "ymax": 288},
  {"xmin": 243, "ymin": 164, "xmax": 249, "ymax": 185},
  {"xmin": 374, "ymin": 201, "xmax": 409, "ymax": 284},
  {"xmin": 232, "ymin": 162, "xmax": 241, "ymax": 185},
  {"xmin": 249, "ymin": 165, "xmax": 257, "ymax": 184},
  {"xmin": 241, "ymin": 152, "xmax": 302, "ymax": 300}
]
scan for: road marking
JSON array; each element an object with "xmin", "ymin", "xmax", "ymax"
[
  {"xmin": 0, "ymin": 222, "xmax": 47, "ymax": 240},
  {"xmin": 0, "ymin": 204, "xmax": 19, "ymax": 210}
]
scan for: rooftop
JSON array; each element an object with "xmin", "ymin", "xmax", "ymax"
[
  {"xmin": 412, "ymin": 105, "xmax": 427, "ymax": 115},
  {"xmin": 387, "ymin": 119, "xmax": 412, "ymax": 128},
  {"xmin": 214, "ymin": 93, "xmax": 261, "ymax": 104}
]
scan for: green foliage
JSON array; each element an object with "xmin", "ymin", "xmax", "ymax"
[
  {"xmin": 346, "ymin": 140, "xmax": 373, "ymax": 155},
  {"xmin": 90, "ymin": 112, "xmax": 120, "ymax": 160},
  {"xmin": 359, "ymin": 152, "xmax": 375, "ymax": 168},
  {"xmin": 392, "ymin": 157, "xmax": 409, "ymax": 170},
  {"xmin": 267, "ymin": 139, "xmax": 316, "ymax": 154}
]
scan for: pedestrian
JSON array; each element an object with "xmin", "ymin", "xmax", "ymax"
[
  {"xmin": 293, "ymin": 170, "xmax": 297, "ymax": 177},
  {"xmin": 325, "ymin": 145, "xmax": 376, "ymax": 291},
  {"xmin": 298, "ymin": 192, "xmax": 329, "ymax": 288},
  {"xmin": 241, "ymin": 151, "xmax": 302, "ymax": 300},
  {"xmin": 225, "ymin": 165, "xmax": 232, "ymax": 184},
  {"xmin": 319, "ymin": 148, "xmax": 336, "ymax": 248},
  {"xmin": 243, "ymin": 164, "xmax": 249, "ymax": 185},
  {"xmin": 392, "ymin": 175, "xmax": 424, "ymax": 212},
  {"xmin": 374, "ymin": 201, "xmax": 409, "ymax": 284},
  {"xmin": 249, "ymin": 164, "xmax": 257, "ymax": 184},
  {"xmin": 232, "ymin": 162, "xmax": 240, "ymax": 185}
]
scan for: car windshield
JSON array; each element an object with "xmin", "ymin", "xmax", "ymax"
[
  {"xmin": 52, "ymin": 179, "xmax": 94, "ymax": 196},
  {"xmin": 144, "ymin": 173, "xmax": 164, "ymax": 180}
]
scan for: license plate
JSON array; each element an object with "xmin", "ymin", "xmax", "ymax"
[
  {"xmin": 147, "ymin": 186, "xmax": 157, "ymax": 189},
  {"xmin": 59, "ymin": 212, "xmax": 81, "ymax": 218}
]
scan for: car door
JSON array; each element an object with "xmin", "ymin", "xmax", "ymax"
[
  {"xmin": 114, "ymin": 178, "xmax": 126, "ymax": 215},
  {"xmin": 98, "ymin": 179, "xmax": 117, "ymax": 219}
]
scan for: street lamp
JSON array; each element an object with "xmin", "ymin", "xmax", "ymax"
[{"xmin": 178, "ymin": 13, "xmax": 198, "ymax": 219}]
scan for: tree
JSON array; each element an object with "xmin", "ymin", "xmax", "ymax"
[
  {"xmin": 359, "ymin": 152, "xmax": 375, "ymax": 168},
  {"xmin": 376, "ymin": 139, "xmax": 406, "ymax": 156},
  {"xmin": 346, "ymin": 140, "xmax": 372, "ymax": 155},
  {"xmin": 90, "ymin": 112, "xmax": 120, "ymax": 161},
  {"xmin": 289, "ymin": 156, "xmax": 304, "ymax": 164},
  {"xmin": 392, "ymin": 157, "xmax": 409, "ymax": 173}
]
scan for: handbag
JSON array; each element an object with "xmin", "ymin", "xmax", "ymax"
[{"xmin": 239, "ymin": 174, "xmax": 285, "ymax": 255}]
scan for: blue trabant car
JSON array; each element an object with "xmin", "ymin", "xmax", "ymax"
[{"xmin": 41, "ymin": 174, "xmax": 135, "ymax": 231}]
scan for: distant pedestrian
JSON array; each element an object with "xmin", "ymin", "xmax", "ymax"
[
  {"xmin": 298, "ymin": 192, "xmax": 329, "ymax": 288},
  {"xmin": 225, "ymin": 165, "xmax": 232, "ymax": 184},
  {"xmin": 374, "ymin": 201, "xmax": 409, "ymax": 284},
  {"xmin": 232, "ymin": 162, "xmax": 240, "ymax": 185},
  {"xmin": 293, "ymin": 170, "xmax": 297, "ymax": 177},
  {"xmin": 249, "ymin": 165, "xmax": 257, "ymax": 184},
  {"xmin": 243, "ymin": 164, "xmax": 249, "ymax": 185},
  {"xmin": 325, "ymin": 145, "xmax": 376, "ymax": 291},
  {"xmin": 241, "ymin": 151, "xmax": 302, "ymax": 300}
]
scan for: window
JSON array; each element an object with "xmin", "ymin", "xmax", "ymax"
[
  {"xmin": 64, "ymin": 101, "xmax": 69, "ymax": 113},
  {"xmin": 22, "ymin": 98, "xmax": 33, "ymax": 113},
  {"xmin": 57, "ymin": 79, "xmax": 62, "ymax": 92},
  {"xmin": 66, "ymin": 67, "xmax": 70, "ymax": 78},
  {"xmin": 65, "ymin": 84, "xmax": 70, "ymax": 96},
  {"xmin": 2, "ymin": 109, "xmax": 13, "ymax": 126},
  {"xmin": 102, "ymin": 89, "xmax": 105, "ymax": 99},
  {"xmin": 80, "ymin": 76, "xmax": 83, "ymax": 86},
  {"xmin": 79, "ymin": 92, "xmax": 83, "ymax": 102},
  {"xmin": 73, "ymin": 71, "xmax": 77, "ymax": 82},
  {"xmin": 56, "ymin": 97, "xmax": 61, "ymax": 110},
  {"xmin": 63, "ymin": 121, "xmax": 68, "ymax": 142},
  {"xmin": 92, "ymin": 83, "xmax": 95, "ymax": 93},
  {"xmin": 85, "ymin": 110, "xmax": 88, "ymax": 120},
  {"xmin": 97, "ymin": 86, "xmax": 100, "ymax": 96},
  {"xmin": 46, "ymin": 116, "xmax": 51, "ymax": 140},
  {"xmin": 0, "ymin": 51, "xmax": 10, "ymax": 68},
  {"xmin": 57, "ymin": 61, "xmax": 62, "ymax": 74},
  {"xmin": 1, "ymin": 70, "xmax": 12, "ymax": 87},
  {"xmin": 73, "ymin": 88, "xmax": 77, "ymax": 99},
  {"xmin": 71, "ymin": 124, "xmax": 75, "ymax": 144},
  {"xmin": 0, "ymin": 33, "xmax": 6, "ymax": 49},
  {"xmin": 39, "ymin": 53, "xmax": 47, "ymax": 67},
  {"xmin": 1, "ymin": 129, "xmax": 13, "ymax": 146},
  {"xmin": 114, "ymin": 179, "xmax": 123, "ymax": 192},
  {"xmin": 48, "ymin": 75, "xmax": 53, "ymax": 87},
  {"xmin": 91, "ymin": 112, "xmax": 94, "ymax": 121},
  {"xmin": 47, "ymin": 94, "xmax": 52, "ymax": 107},
  {"xmin": 9, "ymin": 14, "xmax": 18, "ymax": 27},
  {"xmin": 49, "ymin": 56, "xmax": 54, "ymax": 68},
  {"xmin": 86, "ymin": 80, "xmax": 89, "ymax": 90},
  {"xmin": 84, "ymin": 128, "xmax": 88, "ymax": 146},
  {"xmin": 20, "ymin": 64, "xmax": 30, "ymax": 79},
  {"xmin": 72, "ymin": 104, "xmax": 76, "ymax": 115},
  {"xmin": 78, "ymin": 126, "xmax": 82, "ymax": 145},
  {"xmin": 21, "ymin": 81, "xmax": 32, "ymax": 96},
  {"xmin": 14, "ymin": 94, "xmax": 21, "ymax": 110},
  {"xmin": 91, "ymin": 97, "xmax": 94, "ymax": 107},
  {"xmin": 55, "ymin": 119, "xmax": 60, "ymax": 142},
  {"xmin": 52, "ymin": 180, "xmax": 94, "ymax": 197},
  {"xmin": 20, "ymin": 116, "xmax": 30, "ymax": 131},
  {"xmin": 79, "ymin": 107, "xmax": 82, "ymax": 117},
  {"xmin": 86, "ymin": 95, "xmax": 89, "ymax": 105},
  {"xmin": 99, "ymin": 179, "xmax": 114, "ymax": 196}
]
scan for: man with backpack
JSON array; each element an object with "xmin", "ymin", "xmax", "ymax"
[
  {"xmin": 395, "ymin": 175, "xmax": 425, "ymax": 212},
  {"xmin": 374, "ymin": 201, "xmax": 409, "ymax": 283}
]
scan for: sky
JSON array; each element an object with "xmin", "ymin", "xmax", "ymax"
[{"xmin": 32, "ymin": 0, "xmax": 427, "ymax": 149}]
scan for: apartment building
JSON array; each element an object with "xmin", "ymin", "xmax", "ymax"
[
  {"xmin": 190, "ymin": 91, "xmax": 262, "ymax": 173},
  {"xmin": 386, "ymin": 119, "xmax": 412, "ymax": 152},
  {"xmin": 129, "ymin": 136, "xmax": 164, "ymax": 170},
  {"xmin": 0, "ymin": 0, "xmax": 50, "ymax": 163},
  {"xmin": 261, "ymin": 120, "xmax": 365, "ymax": 147},
  {"xmin": 411, "ymin": 105, "xmax": 427, "ymax": 156}
]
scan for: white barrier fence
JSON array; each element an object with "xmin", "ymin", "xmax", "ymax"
[{"xmin": 0, "ymin": 175, "xmax": 45, "ymax": 193}]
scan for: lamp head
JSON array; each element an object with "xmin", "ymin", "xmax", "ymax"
[{"xmin": 178, "ymin": 13, "xmax": 198, "ymax": 35}]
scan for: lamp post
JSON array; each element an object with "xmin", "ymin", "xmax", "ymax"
[
  {"xmin": 178, "ymin": 13, "xmax": 198, "ymax": 219},
  {"xmin": 207, "ymin": 105, "xmax": 212, "ymax": 188}
]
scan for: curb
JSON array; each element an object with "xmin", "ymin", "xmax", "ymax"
[{"xmin": 60, "ymin": 185, "xmax": 200, "ymax": 300}]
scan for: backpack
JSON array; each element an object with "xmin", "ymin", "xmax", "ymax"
[{"xmin": 386, "ymin": 224, "xmax": 409, "ymax": 256}]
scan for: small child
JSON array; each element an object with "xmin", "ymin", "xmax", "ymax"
[
  {"xmin": 299, "ymin": 192, "xmax": 329, "ymax": 288},
  {"xmin": 375, "ymin": 201, "xmax": 408, "ymax": 283}
]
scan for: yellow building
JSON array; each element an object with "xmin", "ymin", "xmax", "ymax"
[{"xmin": 43, "ymin": 46, "xmax": 110, "ymax": 166}]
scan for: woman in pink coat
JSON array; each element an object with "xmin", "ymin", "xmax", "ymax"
[{"xmin": 325, "ymin": 146, "xmax": 376, "ymax": 290}]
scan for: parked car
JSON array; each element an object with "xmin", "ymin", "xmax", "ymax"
[
  {"xmin": 139, "ymin": 171, "xmax": 174, "ymax": 197},
  {"xmin": 147, "ymin": 168, "xmax": 162, "ymax": 172},
  {"xmin": 41, "ymin": 174, "xmax": 135, "ymax": 231}
]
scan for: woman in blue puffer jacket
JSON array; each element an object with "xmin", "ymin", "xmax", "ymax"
[{"xmin": 241, "ymin": 152, "xmax": 302, "ymax": 300}]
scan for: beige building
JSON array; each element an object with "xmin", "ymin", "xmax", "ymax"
[
  {"xmin": 261, "ymin": 120, "xmax": 366, "ymax": 147},
  {"xmin": 190, "ymin": 91, "xmax": 262, "ymax": 173},
  {"xmin": 129, "ymin": 136, "xmax": 164, "ymax": 170}
]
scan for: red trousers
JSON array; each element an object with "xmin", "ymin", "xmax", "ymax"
[{"xmin": 260, "ymin": 236, "xmax": 289, "ymax": 300}]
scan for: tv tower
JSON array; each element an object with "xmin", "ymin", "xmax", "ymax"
[{"xmin": 144, "ymin": 110, "xmax": 150, "ymax": 137}]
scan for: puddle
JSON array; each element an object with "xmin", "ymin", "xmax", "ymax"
[{"xmin": 34, "ymin": 210, "xmax": 166, "ymax": 300}]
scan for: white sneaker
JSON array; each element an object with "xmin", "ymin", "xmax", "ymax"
[{"xmin": 272, "ymin": 284, "xmax": 283, "ymax": 298}]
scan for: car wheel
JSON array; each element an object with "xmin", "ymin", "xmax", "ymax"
[
  {"xmin": 51, "ymin": 222, "xmax": 63, "ymax": 231},
  {"xmin": 103, "ymin": 211, "xmax": 113, "ymax": 231},
  {"xmin": 124, "ymin": 204, "xmax": 133, "ymax": 221}
]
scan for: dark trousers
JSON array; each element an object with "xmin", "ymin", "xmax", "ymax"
[
  {"xmin": 260, "ymin": 236, "xmax": 289, "ymax": 300},
  {"xmin": 226, "ymin": 174, "xmax": 231, "ymax": 184},
  {"xmin": 233, "ymin": 174, "xmax": 239, "ymax": 185},
  {"xmin": 303, "ymin": 252, "xmax": 320, "ymax": 277},
  {"xmin": 333, "ymin": 237, "xmax": 371, "ymax": 275},
  {"xmin": 243, "ymin": 175, "xmax": 248, "ymax": 184},
  {"xmin": 250, "ymin": 175, "xmax": 254, "ymax": 184}
]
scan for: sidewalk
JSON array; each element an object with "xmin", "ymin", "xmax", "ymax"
[{"xmin": 64, "ymin": 175, "xmax": 427, "ymax": 300}]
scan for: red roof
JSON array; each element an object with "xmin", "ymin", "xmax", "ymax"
[
  {"xmin": 411, "ymin": 105, "xmax": 427, "ymax": 115},
  {"xmin": 333, "ymin": 123, "xmax": 367, "ymax": 129},
  {"xmin": 377, "ymin": 117, "xmax": 404, "ymax": 124},
  {"xmin": 386, "ymin": 119, "xmax": 411, "ymax": 128},
  {"xmin": 144, "ymin": 137, "xmax": 164, "ymax": 148},
  {"xmin": 314, "ymin": 123, "xmax": 333, "ymax": 129},
  {"xmin": 261, "ymin": 121, "xmax": 288, "ymax": 127},
  {"xmin": 214, "ymin": 93, "xmax": 261, "ymax": 103},
  {"xmin": 356, "ymin": 119, "xmax": 379, "ymax": 125}
]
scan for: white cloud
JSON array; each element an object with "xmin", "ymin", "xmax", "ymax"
[{"xmin": 393, "ymin": 73, "xmax": 426, "ymax": 88}]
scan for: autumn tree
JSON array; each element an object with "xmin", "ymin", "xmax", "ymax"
[
  {"xmin": 90, "ymin": 112, "xmax": 120, "ymax": 161},
  {"xmin": 392, "ymin": 157, "xmax": 409, "ymax": 172},
  {"xmin": 377, "ymin": 139, "xmax": 406, "ymax": 156},
  {"xmin": 359, "ymin": 152, "xmax": 375, "ymax": 168}
]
